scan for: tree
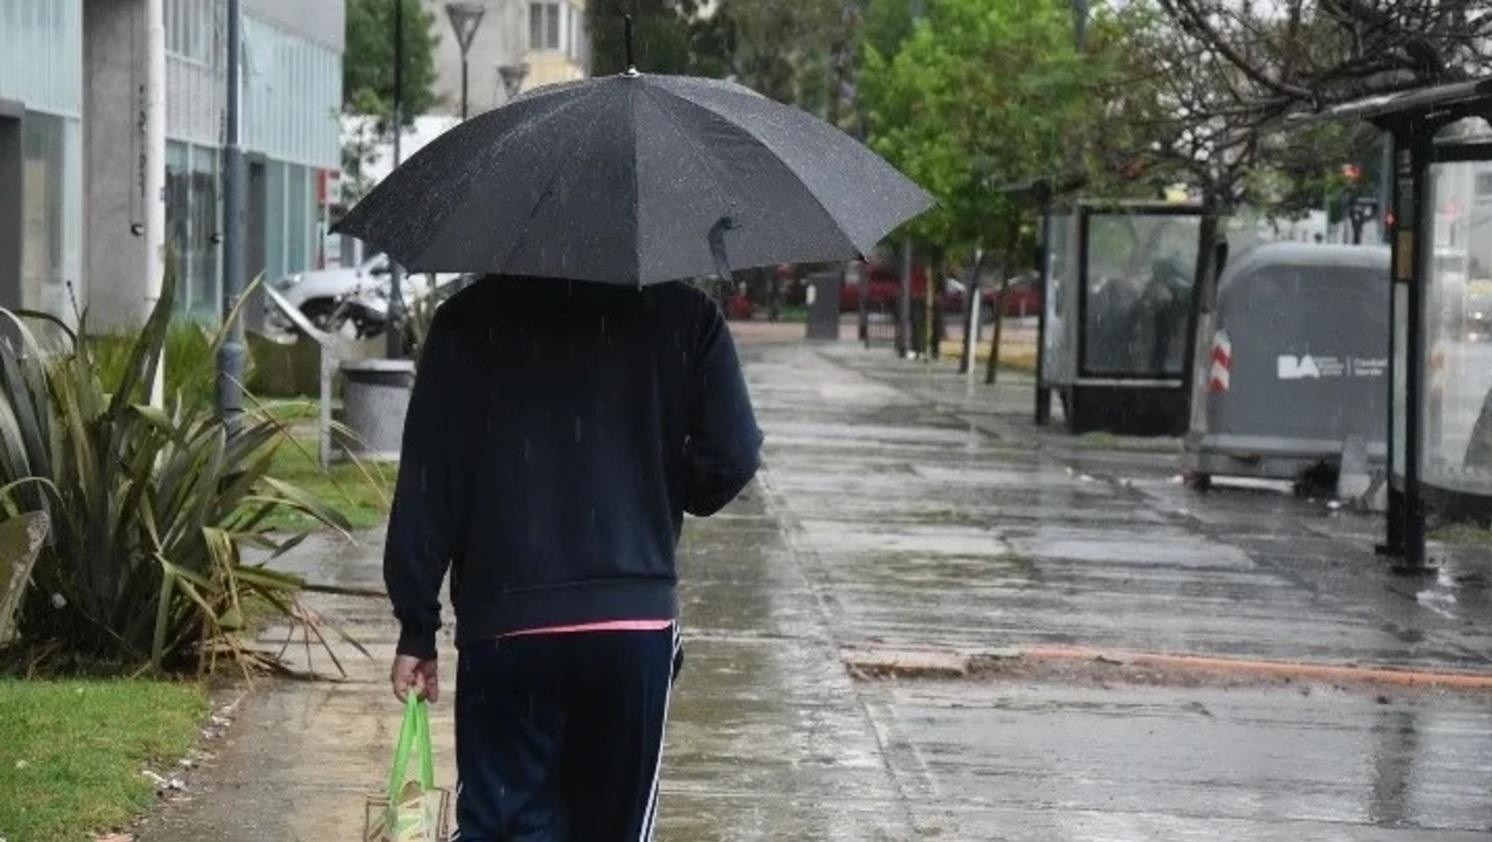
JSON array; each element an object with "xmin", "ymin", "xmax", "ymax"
[
  {"xmin": 713, "ymin": 0, "xmax": 849, "ymax": 116},
  {"xmin": 585, "ymin": 0, "xmax": 714, "ymax": 76},
  {"xmin": 344, "ymin": 0, "xmax": 441, "ymax": 121},
  {"xmin": 861, "ymin": 0, "xmax": 1103, "ymax": 363},
  {"xmin": 861, "ymin": 0, "xmax": 914, "ymax": 61},
  {"xmin": 1075, "ymin": 2, "xmax": 1388, "ymax": 222},
  {"xmin": 1159, "ymin": 0, "xmax": 1492, "ymax": 112},
  {"xmin": 1122, "ymin": 0, "xmax": 1491, "ymax": 211},
  {"xmin": 342, "ymin": 0, "xmax": 441, "ymax": 202},
  {"xmin": 860, "ymin": 0, "xmax": 1093, "ymax": 252}
]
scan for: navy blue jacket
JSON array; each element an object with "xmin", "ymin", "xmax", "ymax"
[{"xmin": 385, "ymin": 276, "xmax": 762, "ymax": 658}]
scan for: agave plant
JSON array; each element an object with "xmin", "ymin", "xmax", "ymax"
[
  {"xmin": 0, "ymin": 263, "xmax": 360, "ymax": 672},
  {"xmin": 92, "ymin": 319, "xmax": 243, "ymax": 413}
]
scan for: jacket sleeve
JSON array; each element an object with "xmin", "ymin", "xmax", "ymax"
[
  {"xmin": 683, "ymin": 301, "xmax": 763, "ymax": 516},
  {"xmin": 384, "ymin": 307, "xmax": 474, "ymax": 659}
]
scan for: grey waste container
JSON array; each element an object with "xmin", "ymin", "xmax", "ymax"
[
  {"xmin": 1184, "ymin": 242, "xmax": 1390, "ymax": 483},
  {"xmin": 805, "ymin": 270, "xmax": 842, "ymax": 340},
  {"xmin": 340, "ymin": 359, "xmax": 415, "ymax": 461}
]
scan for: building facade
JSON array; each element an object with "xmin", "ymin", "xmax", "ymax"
[
  {"xmin": 0, "ymin": 0, "xmax": 342, "ymax": 329},
  {"xmin": 423, "ymin": 0, "xmax": 589, "ymax": 117}
]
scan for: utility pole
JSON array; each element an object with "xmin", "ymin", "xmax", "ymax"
[
  {"xmin": 1071, "ymin": 0, "xmax": 1089, "ymax": 51},
  {"xmin": 900, "ymin": 0, "xmax": 923, "ymax": 361},
  {"xmin": 1377, "ymin": 132, "xmax": 1393, "ymax": 244},
  {"xmin": 899, "ymin": 237, "xmax": 913, "ymax": 358},
  {"xmin": 387, "ymin": 0, "xmax": 407, "ymax": 358},
  {"xmin": 145, "ymin": 0, "xmax": 166, "ymax": 407},
  {"xmin": 218, "ymin": 0, "xmax": 247, "ymax": 427}
]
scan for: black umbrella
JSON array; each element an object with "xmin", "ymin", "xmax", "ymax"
[{"xmin": 335, "ymin": 54, "xmax": 931, "ymax": 286}]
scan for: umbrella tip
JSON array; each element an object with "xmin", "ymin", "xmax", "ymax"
[{"xmin": 623, "ymin": 14, "xmax": 639, "ymax": 77}]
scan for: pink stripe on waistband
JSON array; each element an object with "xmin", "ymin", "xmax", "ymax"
[{"xmin": 501, "ymin": 619, "xmax": 674, "ymax": 638}]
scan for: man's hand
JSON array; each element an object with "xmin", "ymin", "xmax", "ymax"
[{"xmin": 391, "ymin": 655, "xmax": 440, "ymax": 703}]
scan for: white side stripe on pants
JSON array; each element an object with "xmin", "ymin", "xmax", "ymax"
[{"xmin": 638, "ymin": 623, "xmax": 681, "ymax": 841}]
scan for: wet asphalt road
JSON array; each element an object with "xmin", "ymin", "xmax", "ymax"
[{"xmin": 146, "ymin": 337, "xmax": 1492, "ymax": 842}]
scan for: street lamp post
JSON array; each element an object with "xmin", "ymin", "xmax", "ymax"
[
  {"xmin": 218, "ymin": 0, "xmax": 247, "ymax": 426},
  {"xmin": 387, "ymin": 0, "xmax": 406, "ymax": 358},
  {"xmin": 445, "ymin": 2, "xmax": 486, "ymax": 121}
]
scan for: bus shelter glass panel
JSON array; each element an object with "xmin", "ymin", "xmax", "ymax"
[
  {"xmin": 1421, "ymin": 156, "xmax": 1492, "ymax": 496},
  {"xmin": 1042, "ymin": 212, "xmax": 1078, "ymax": 385},
  {"xmin": 1083, "ymin": 213, "xmax": 1201, "ymax": 377}
]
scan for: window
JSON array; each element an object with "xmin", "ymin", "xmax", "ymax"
[
  {"xmin": 166, "ymin": 0, "xmax": 215, "ymax": 64},
  {"xmin": 529, "ymin": 3, "xmax": 560, "ymax": 51},
  {"xmin": 20, "ymin": 113, "xmax": 67, "ymax": 312},
  {"xmin": 265, "ymin": 161, "xmax": 286, "ymax": 282},
  {"xmin": 1082, "ymin": 214, "xmax": 1202, "ymax": 377},
  {"xmin": 164, "ymin": 142, "xmax": 222, "ymax": 317}
]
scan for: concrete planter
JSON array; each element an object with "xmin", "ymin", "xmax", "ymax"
[{"xmin": 339, "ymin": 359, "xmax": 415, "ymax": 461}]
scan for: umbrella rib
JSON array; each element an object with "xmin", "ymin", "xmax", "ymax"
[
  {"xmin": 638, "ymin": 86, "xmax": 735, "ymax": 218},
  {"xmin": 487, "ymin": 86, "xmax": 616, "ymax": 278},
  {"xmin": 642, "ymin": 84, "xmax": 862, "ymax": 257}
]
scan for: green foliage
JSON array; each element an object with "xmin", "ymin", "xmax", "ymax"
[
  {"xmin": 861, "ymin": 0, "xmax": 916, "ymax": 61},
  {"xmin": 1249, "ymin": 123, "xmax": 1385, "ymax": 222},
  {"xmin": 860, "ymin": 0, "xmax": 1093, "ymax": 251},
  {"xmin": 343, "ymin": 0, "xmax": 441, "ymax": 203},
  {"xmin": 344, "ymin": 0, "xmax": 441, "ymax": 123},
  {"xmin": 264, "ymin": 437, "xmax": 392, "ymax": 534},
  {"xmin": 587, "ymin": 0, "xmax": 849, "ymax": 116},
  {"xmin": 586, "ymin": 0, "xmax": 712, "ymax": 76},
  {"xmin": 92, "ymin": 321, "xmax": 239, "ymax": 414},
  {"xmin": 716, "ymin": 0, "xmax": 848, "ymax": 116},
  {"xmin": 0, "ymin": 679, "xmax": 206, "ymax": 840},
  {"xmin": 0, "ymin": 266, "xmax": 358, "ymax": 672}
]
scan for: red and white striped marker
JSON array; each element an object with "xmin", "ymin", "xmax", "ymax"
[{"xmin": 1208, "ymin": 329, "xmax": 1232, "ymax": 393}]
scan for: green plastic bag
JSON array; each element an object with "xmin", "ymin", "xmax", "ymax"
[{"xmin": 364, "ymin": 695, "xmax": 451, "ymax": 842}]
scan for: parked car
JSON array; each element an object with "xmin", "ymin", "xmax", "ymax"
[
  {"xmin": 267, "ymin": 253, "xmax": 463, "ymax": 338},
  {"xmin": 838, "ymin": 277, "xmax": 903, "ymax": 312},
  {"xmin": 839, "ymin": 262, "xmax": 931, "ymax": 313},
  {"xmin": 944, "ymin": 273, "xmax": 1044, "ymax": 320}
]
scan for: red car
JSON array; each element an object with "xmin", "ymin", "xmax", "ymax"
[
  {"xmin": 944, "ymin": 275, "xmax": 1043, "ymax": 319},
  {"xmin": 840, "ymin": 263, "xmax": 929, "ymax": 313}
]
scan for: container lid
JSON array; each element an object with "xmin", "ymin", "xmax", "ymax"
[{"xmin": 340, "ymin": 358, "xmax": 417, "ymax": 373}]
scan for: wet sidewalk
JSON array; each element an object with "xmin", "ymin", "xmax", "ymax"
[
  {"xmin": 745, "ymin": 340, "xmax": 1492, "ymax": 840},
  {"xmin": 146, "ymin": 338, "xmax": 1492, "ymax": 841},
  {"xmin": 757, "ymin": 341, "xmax": 1492, "ymax": 670}
]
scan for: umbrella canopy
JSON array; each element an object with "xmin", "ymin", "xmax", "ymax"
[{"xmin": 334, "ymin": 72, "xmax": 932, "ymax": 286}]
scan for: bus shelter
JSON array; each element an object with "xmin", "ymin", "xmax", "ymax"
[
  {"xmin": 1326, "ymin": 78, "xmax": 1492, "ymax": 570},
  {"xmin": 1036, "ymin": 201, "xmax": 1207, "ymax": 435}
]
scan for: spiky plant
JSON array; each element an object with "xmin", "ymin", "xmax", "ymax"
[{"xmin": 0, "ymin": 263, "xmax": 362, "ymax": 672}]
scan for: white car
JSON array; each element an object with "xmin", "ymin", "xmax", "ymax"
[{"xmin": 267, "ymin": 254, "xmax": 464, "ymax": 338}]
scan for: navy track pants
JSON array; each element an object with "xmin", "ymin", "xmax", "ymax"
[{"xmin": 452, "ymin": 626, "xmax": 681, "ymax": 841}]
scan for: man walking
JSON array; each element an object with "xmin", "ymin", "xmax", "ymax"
[{"xmin": 384, "ymin": 275, "xmax": 761, "ymax": 841}]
